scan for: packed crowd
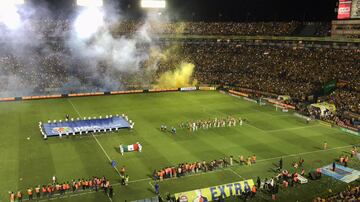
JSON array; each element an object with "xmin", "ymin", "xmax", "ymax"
[
  {"xmin": 9, "ymin": 176, "xmax": 113, "ymax": 202},
  {"xmin": 329, "ymin": 89, "xmax": 360, "ymax": 115},
  {"xmin": 176, "ymin": 43, "xmax": 360, "ymax": 101},
  {"xmin": 114, "ymin": 21, "xmax": 301, "ymax": 36},
  {"xmin": 314, "ymin": 185, "xmax": 360, "ymax": 202},
  {"xmin": 179, "ymin": 116, "xmax": 243, "ymax": 132}
]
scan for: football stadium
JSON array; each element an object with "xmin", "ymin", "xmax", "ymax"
[{"xmin": 0, "ymin": 0, "xmax": 359, "ymax": 202}]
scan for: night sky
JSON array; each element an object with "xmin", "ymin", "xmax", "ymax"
[{"xmin": 31, "ymin": 0, "xmax": 339, "ymax": 21}]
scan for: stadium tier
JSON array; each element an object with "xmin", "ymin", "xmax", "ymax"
[
  {"xmin": 41, "ymin": 116, "xmax": 131, "ymax": 138},
  {"xmin": 1, "ymin": 0, "xmax": 360, "ymax": 201}
]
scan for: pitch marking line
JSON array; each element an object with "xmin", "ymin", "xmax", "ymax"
[
  {"xmin": 244, "ymin": 122, "xmax": 321, "ymax": 133},
  {"xmin": 228, "ymin": 168, "xmax": 245, "ymax": 180},
  {"xmin": 265, "ymin": 125, "xmax": 321, "ymax": 133},
  {"xmin": 67, "ymin": 99, "xmax": 116, "ymax": 202},
  {"xmin": 149, "ymin": 181, "xmax": 154, "ymax": 189},
  {"xmin": 67, "ymin": 99, "xmax": 121, "ymax": 178},
  {"xmin": 257, "ymin": 145, "xmax": 353, "ymax": 163}
]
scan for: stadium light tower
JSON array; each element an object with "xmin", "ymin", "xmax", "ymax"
[
  {"xmin": 140, "ymin": 0, "xmax": 166, "ymax": 9},
  {"xmin": 0, "ymin": 0, "xmax": 25, "ymax": 30},
  {"xmin": 76, "ymin": 0, "xmax": 103, "ymax": 8},
  {"xmin": 74, "ymin": 0, "xmax": 104, "ymax": 39}
]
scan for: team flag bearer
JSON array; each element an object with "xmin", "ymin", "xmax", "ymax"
[{"xmin": 120, "ymin": 142, "xmax": 142, "ymax": 155}]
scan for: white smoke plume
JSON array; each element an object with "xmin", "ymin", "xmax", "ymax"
[{"xmin": 0, "ymin": 1, "xmax": 167, "ymax": 97}]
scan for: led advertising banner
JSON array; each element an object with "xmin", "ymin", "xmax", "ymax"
[{"xmin": 338, "ymin": 0, "xmax": 352, "ymax": 19}]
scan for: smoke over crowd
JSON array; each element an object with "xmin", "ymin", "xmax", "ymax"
[
  {"xmin": 156, "ymin": 62, "xmax": 197, "ymax": 88},
  {"xmin": 0, "ymin": 1, "xmax": 196, "ymax": 97}
]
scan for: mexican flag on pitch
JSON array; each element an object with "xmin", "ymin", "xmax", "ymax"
[{"xmin": 120, "ymin": 142, "xmax": 142, "ymax": 155}]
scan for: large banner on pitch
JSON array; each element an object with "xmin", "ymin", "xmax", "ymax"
[
  {"xmin": 338, "ymin": 0, "xmax": 352, "ymax": 19},
  {"xmin": 174, "ymin": 179, "xmax": 254, "ymax": 202},
  {"xmin": 351, "ymin": 0, "xmax": 360, "ymax": 18}
]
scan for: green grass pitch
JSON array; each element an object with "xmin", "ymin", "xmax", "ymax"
[{"xmin": 0, "ymin": 91, "xmax": 359, "ymax": 202}]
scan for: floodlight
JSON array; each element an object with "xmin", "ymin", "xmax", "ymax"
[
  {"xmin": 0, "ymin": 0, "xmax": 24, "ymax": 7},
  {"xmin": 0, "ymin": 0, "xmax": 24, "ymax": 30},
  {"xmin": 141, "ymin": 0, "xmax": 166, "ymax": 8},
  {"xmin": 74, "ymin": 7, "xmax": 104, "ymax": 39},
  {"xmin": 76, "ymin": 0, "xmax": 103, "ymax": 7}
]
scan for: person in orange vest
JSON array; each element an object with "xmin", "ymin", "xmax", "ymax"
[
  {"xmin": 251, "ymin": 154, "xmax": 257, "ymax": 164},
  {"xmin": 251, "ymin": 185, "xmax": 257, "ymax": 198},
  {"xmin": 75, "ymin": 181, "xmax": 80, "ymax": 191},
  {"xmin": 63, "ymin": 182, "xmax": 68, "ymax": 194},
  {"xmin": 27, "ymin": 188, "xmax": 33, "ymax": 200},
  {"xmin": 47, "ymin": 186, "xmax": 52, "ymax": 198},
  {"xmin": 42, "ymin": 185, "xmax": 47, "ymax": 198},
  {"xmin": 35, "ymin": 186, "xmax": 40, "ymax": 199},
  {"xmin": 9, "ymin": 191, "xmax": 15, "ymax": 202},
  {"xmin": 85, "ymin": 179, "xmax": 90, "ymax": 189},
  {"xmin": 16, "ymin": 191, "xmax": 22, "ymax": 202}
]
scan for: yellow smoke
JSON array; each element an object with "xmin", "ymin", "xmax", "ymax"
[{"xmin": 155, "ymin": 62, "xmax": 197, "ymax": 88}]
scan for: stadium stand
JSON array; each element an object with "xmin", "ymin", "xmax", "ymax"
[
  {"xmin": 314, "ymin": 185, "xmax": 360, "ymax": 202},
  {"xmin": 0, "ymin": 21, "xmax": 359, "ymax": 130}
]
